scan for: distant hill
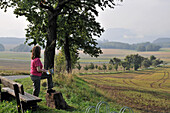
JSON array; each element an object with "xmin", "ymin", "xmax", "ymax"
[
  {"xmin": 0, "ymin": 37, "xmax": 26, "ymax": 50},
  {"xmin": 0, "ymin": 37, "xmax": 25, "ymax": 45},
  {"xmin": 152, "ymin": 38, "xmax": 170, "ymax": 48},
  {"xmin": 10, "ymin": 44, "xmax": 32, "ymax": 52},
  {"xmin": 99, "ymin": 28, "xmax": 156, "ymax": 44},
  {"xmin": 153, "ymin": 38, "xmax": 170, "ymax": 43},
  {"xmin": 98, "ymin": 41, "xmax": 161, "ymax": 51}
]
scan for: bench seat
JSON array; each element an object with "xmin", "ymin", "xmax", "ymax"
[{"xmin": 2, "ymin": 87, "xmax": 42, "ymax": 103}]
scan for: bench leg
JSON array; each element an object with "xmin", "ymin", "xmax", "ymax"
[
  {"xmin": 13, "ymin": 84, "xmax": 22, "ymax": 113},
  {"xmin": 0, "ymin": 92, "xmax": 14, "ymax": 102},
  {"xmin": 21, "ymin": 101, "xmax": 38, "ymax": 112}
]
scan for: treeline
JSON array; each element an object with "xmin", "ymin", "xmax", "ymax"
[
  {"xmin": 98, "ymin": 42, "xmax": 161, "ymax": 51},
  {"xmin": 76, "ymin": 54, "xmax": 163, "ymax": 72}
]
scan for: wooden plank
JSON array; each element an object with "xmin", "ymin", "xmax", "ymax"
[
  {"xmin": 24, "ymin": 92, "xmax": 42, "ymax": 101},
  {"xmin": 0, "ymin": 76, "xmax": 24, "ymax": 94},
  {"xmin": 2, "ymin": 87, "xmax": 42, "ymax": 102}
]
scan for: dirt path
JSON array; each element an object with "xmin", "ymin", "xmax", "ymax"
[{"xmin": 3, "ymin": 75, "xmax": 30, "ymax": 80}]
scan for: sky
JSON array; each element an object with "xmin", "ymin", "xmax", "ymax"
[{"xmin": 0, "ymin": 0, "xmax": 170, "ymax": 41}]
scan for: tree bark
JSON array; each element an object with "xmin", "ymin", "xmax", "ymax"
[
  {"xmin": 64, "ymin": 35, "xmax": 72, "ymax": 73},
  {"xmin": 44, "ymin": 11, "xmax": 57, "ymax": 69}
]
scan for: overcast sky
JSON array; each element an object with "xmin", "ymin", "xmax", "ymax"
[{"xmin": 0, "ymin": 0, "xmax": 170, "ymax": 39}]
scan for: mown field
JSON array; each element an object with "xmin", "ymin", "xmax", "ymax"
[
  {"xmin": 78, "ymin": 67, "xmax": 170, "ymax": 113},
  {"xmin": 0, "ymin": 49, "xmax": 170, "ymax": 113}
]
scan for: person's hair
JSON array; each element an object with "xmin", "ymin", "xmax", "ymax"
[{"xmin": 31, "ymin": 46, "xmax": 41, "ymax": 60}]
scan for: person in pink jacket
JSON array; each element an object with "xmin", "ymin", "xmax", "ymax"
[{"xmin": 30, "ymin": 45, "xmax": 55, "ymax": 97}]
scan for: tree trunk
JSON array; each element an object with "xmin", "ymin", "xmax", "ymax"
[
  {"xmin": 64, "ymin": 35, "xmax": 72, "ymax": 73},
  {"xmin": 44, "ymin": 11, "xmax": 57, "ymax": 69}
]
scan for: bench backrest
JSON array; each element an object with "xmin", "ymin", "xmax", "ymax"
[{"xmin": 0, "ymin": 76, "xmax": 24, "ymax": 95}]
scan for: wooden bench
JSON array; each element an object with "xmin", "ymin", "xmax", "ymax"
[{"xmin": 0, "ymin": 76, "xmax": 42, "ymax": 113}]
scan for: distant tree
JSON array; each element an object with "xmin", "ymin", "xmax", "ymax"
[
  {"xmin": 10, "ymin": 44, "xmax": 31, "ymax": 52},
  {"xmin": 150, "ymin": 55, "xmax": 156, "ymax": 61},
  {"xmin": 102, "ymin": 64, "xmax": 107, "ymax": 73},
  {"xmin": 108, "ymin": 64, "xmax": 113, "ymax": 71},
  {"xmin": 76, "ymin": 62, "xmax": 81, "ymax": 72},
  {"xmin": 109, "ymin": 57, "xmax": 121, "ymax": 71},
  {"xmin": 137, "ymin": 45, "xmax": 146, "ymax": 51},
  {"xmin": 89, "ymin": 63, "xmax": 95, "ymax": 70},
  {"xmin": 133, "ymin": 54, "xmax": 144, "ymax": 70},
  {"xmin": 0, "ymin": 44, "xmax": 5, "ymax": 51},
  {"xmin": 125, "ymin": 54, "xmax": 144, "ymax": 71},
  {"xmin": 84, "ymin": 65, "xmax": 89, "ymax": 71},
  {"xmin": 98, "ymin": 66, "xmax": 102, "ymax": 70},
  {"xmin": 95, "ymin": 65, "xmax": 98, "ymax": 69},
  {"xmin": 146, "ymin": 44, "xmax": 161, "ymax": 51},
  {"xmin": 152, "ymin": 59, "xmax": 163, "ymax": 67},
  {"xmin": 121, "ymin": 61, "xmax": 129, "ymax": 71},
  {"xmin": 114, "ymin": 64, "xmax": 119, "ymax": 71},
  {"xmin": 142, "ymin": 58, "xmax": 151, "ymax": 68}
]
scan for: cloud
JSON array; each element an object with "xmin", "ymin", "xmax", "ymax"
[{"xmin": 123, "ymin": 35, "xmax": 144, "ymax": 39}]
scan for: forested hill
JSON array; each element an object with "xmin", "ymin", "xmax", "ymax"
[
  {"xmin": 152, "ymin": 38, "xmax": 170, "ymax": 48},
  {"xmin": 98, "ymin": 41, "xmax": 161, "ymax": 51}
]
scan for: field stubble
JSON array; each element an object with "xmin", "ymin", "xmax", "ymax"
[{"xmin": 79, "ymin": 67, "xmax": 170, "ymax": 113}]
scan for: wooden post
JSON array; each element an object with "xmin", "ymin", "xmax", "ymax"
[{"xmin": 13, "ymin": 84, "xmax": 21, "ymax": 113}]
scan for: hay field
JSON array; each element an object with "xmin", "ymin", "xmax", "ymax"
[
  {"xmin": 79, "ymin": 48, "xmax": 170, "ymax": 64},
  {"xmin": 78, "ymin": 67, "xmax": 170, "ymax": 113},
  {"xmin": 0, "ymin": 51, "xmax": 31, "ymax": 73}
]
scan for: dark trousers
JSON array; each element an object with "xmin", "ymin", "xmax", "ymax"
[{"xmin": 30, "ymin": 73, "xmax": 53, "ymax": 97}]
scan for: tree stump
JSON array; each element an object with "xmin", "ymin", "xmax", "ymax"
[{"xmin": 46, "ymin": 91, "xmax": 70, "ymax": 109}]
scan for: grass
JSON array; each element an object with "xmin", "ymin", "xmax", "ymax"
[
  {"xmin": 0, "ymin": 74, "xmax": 127, "ymax": 113},
  {"xmin": 0, "ymin": 100, "xmax": 18, "ymax": 113}
]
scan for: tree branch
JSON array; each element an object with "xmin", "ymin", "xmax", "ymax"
[
  {"xmin": 54, "ymin": 0, "xmax": 74, "ymax": 12},
  {"xmin": 39, "ymin": 1, "xmax": 54, "ymax": 12}
]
